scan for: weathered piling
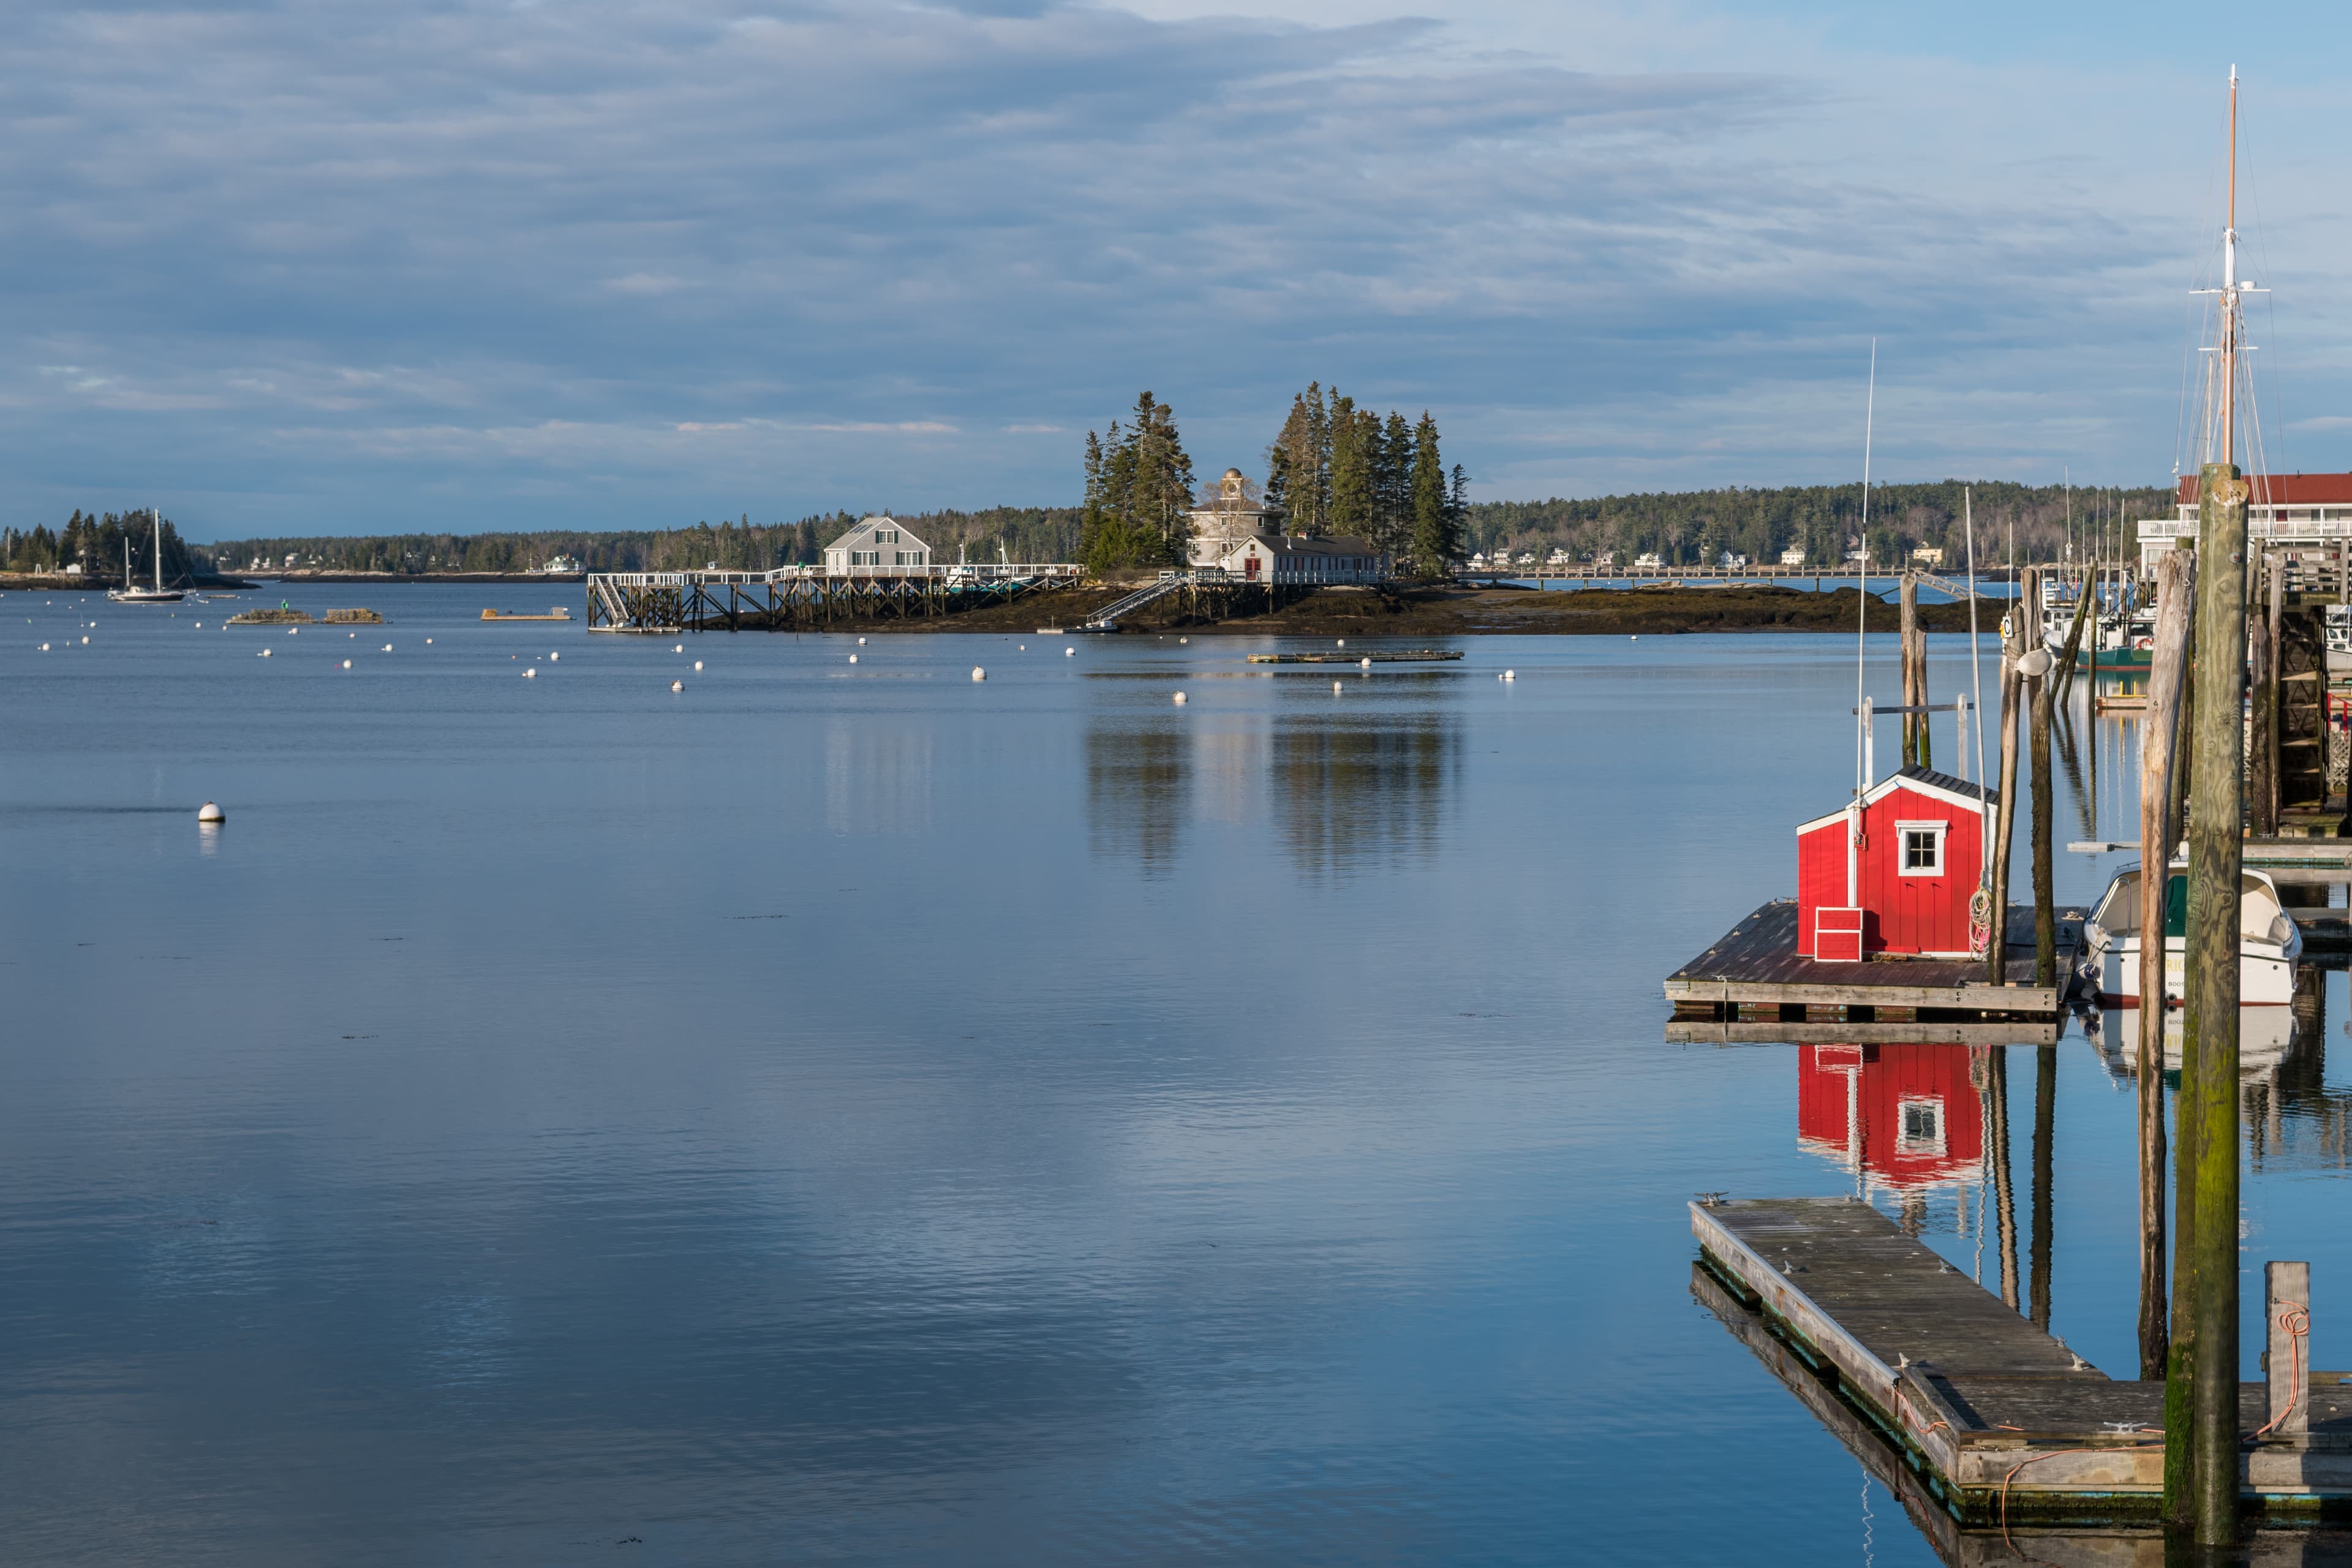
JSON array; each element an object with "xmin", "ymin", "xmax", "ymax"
[
  {"xmin": 2250, "ymin": 606, "xmax": 2276, "ymax": 837},
  {"xmin": 2137, "ymin": 549, "xmax": 2193, "ymax": 1381},
  {"xmin": 1899, "ymin": 572, "xmax": 1930, "ymax": 768},
  {"xmin": 2030, "ymin": 648, "xmax": 2056, "ymax": 989},
  {"xmin": 2052, "ymin": 562, "xmax": 2095, "ymax": 710},
  {"xmin": 1988, "ymin": 579, "xmax": 2026, "ymax": 985},
  {"xmin": 2173, "ymin": 460, "xmax": 2248, "ymax": 1540}
]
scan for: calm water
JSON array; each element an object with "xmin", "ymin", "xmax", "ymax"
[{"xmin": 5, "ymin": 584, "xmax": 2349, "ymax": 1565}]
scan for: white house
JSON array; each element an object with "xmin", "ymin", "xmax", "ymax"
[
  {"xmin": 1633, "ymin": 551, "xmax": 1663, "ymax": 570},
  {"xmin": 1718, "ymin": 551, "xmax": 1748, "ymax": 568},
  {"xmin": 825, "ymin": 516, "xmax": 930, "ymax": 574},
  {"xmin": 1910, "ymin": 546, "xmax": 1945, "ymax": 567},
  {"xmin": 1779, "ymin": 546, "xmax": 1807, "ymax": 567},
  {"xmin": 1186, "ymin": 467, "xmax": 1386, "ymax": 585}
]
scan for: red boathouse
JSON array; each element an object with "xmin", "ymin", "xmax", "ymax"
[
  {"xmin": 1796, "ymin": 1042, "xmax": 1985, "ymax": 1194},
  {"xmin": 1794, "ymin": 765, "xmax": 1994, "ymax": 961}
]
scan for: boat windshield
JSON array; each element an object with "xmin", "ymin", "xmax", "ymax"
[{"xmin": 2093, "ymin": 869, "xmax": 2287, "ymax": 942}]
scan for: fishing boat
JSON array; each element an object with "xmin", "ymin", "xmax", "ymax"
[
  {"xmin": 482, "ymin": 606, "xmax": 571, "ymax": 622},
  {"xmin": 2081, "ymin": 859, "xmax": 2302, "ymax": 1008},
  {"xmin": 107, "ymin": 509, "xmax": 185, "ymax": 604}
]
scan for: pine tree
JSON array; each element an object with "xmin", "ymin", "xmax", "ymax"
[
  {"xmin": 1265, "ymin": 385, "xmax": 1329, "ymax": 535},
  {"xmin": 1373, "ymin": 409, "xmax": 1413, "ymax": 563},
  {"xmin": 1410, "ymin": 412, "xmax": 1452, "ymax": 576},
  {"xmin": 1327, "ymin": 393, "xmax": 1372, "ymax": 538}
]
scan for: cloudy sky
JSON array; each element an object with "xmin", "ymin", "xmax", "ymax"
[{"xmin": 7, "ymin": 0, "xmax": 2351, "ymax": 539}]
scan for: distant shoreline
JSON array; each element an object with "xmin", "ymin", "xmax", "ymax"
[{"xmin": 233, "ymin": 571, "xmax": 586, "ymax": 584}]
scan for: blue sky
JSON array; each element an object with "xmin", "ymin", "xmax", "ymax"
[{"xmin": 6, "ymin": 0, "xmax": 2351, "ymax": 539}]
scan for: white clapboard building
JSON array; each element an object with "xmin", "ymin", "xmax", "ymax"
[{"xmin": 824, "ymin": 517, "xmax": 930, "ymax": 575}]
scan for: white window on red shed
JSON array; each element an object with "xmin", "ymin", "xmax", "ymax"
[{"xmin": 1895, "ymin": 819, "xmax": 1947, "ymax": 876}]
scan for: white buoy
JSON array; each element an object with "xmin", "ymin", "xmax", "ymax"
[
  {"xmin": 1359, "ymin": 657, "xmax": 1370, "ymax": 668},
  {"xmin": 693, "ymin": 660, "xmax": 703, "ymax": 671},
  {"xmin": 671, "ymin": 679, "xmax": 684, "ymax": 692},
  {"xmin": 1630, "ymin": 635, "xmax": 1637, "ymax": 641},
  {"xmin": 1172, "ymin": 691, "xmax": 1187, "ymax": 704},
  {"xmin": 1019, "ymin": 644, "xmax": 1025, "ymax": 650},
  {"xmin": 523, "ymin": 667, "xmax": 536, "ymax": 678},
  {"xmin": 1065, "ymin": 647, "xmax": 1074, "ymax": 657},
  {"xmin": 288, "ymin": 628, "xmax": 297, "ymax": 635},
  {"xmin": 972, "ymin": 666, "xmax": 987, "ymax": 681},
  {"xmin": 81, "ymin": 635, "xmax": 89, "ymax": 644},
  {"xmin": 382, "ymin": 643, "xmax": 393, "ymax": 652},
  {"xmin": 1179, "ymin": 636, "xmax": 1188, "ymax": 644},
  {"xmin": 260, "ymin": 648, "xmax": 272, "ymax": 658},
  {"xmin": 195, "ymin": 622, "xmax": 202, "ymax": 628},
  {"xmin": 426, "ymin": 638, "xmax": 433, "ymax": 644},
  {"xmin": 1502, "ymin": 669, "xmax": 1516, "ymax": 681},
  {"xmin": 39, "ymin": 643, "xmax": 48, "ymax": 650},
  {"xmin": 349, "ymin": 631, "xmax": 356, "ymax": 639},
  {"xmin": 197, "ymin": 802, "xmax": 225, "ymax": 823},
  {"xmin": 1336, "ymin": 639, "xmax": 1345, "ymax": 647},
  {"xmin": 673, "ymin": 643, "xmax": 682, "ymax": 652},
  {"xmin": 341, "ymin": 659, "xmax": 351, "ymax": 668},
  {"xmin": 549, "ymin": 651, "xmax": 558, "ymax": 661},
  {"xmin": 858, "ymin": 636, "xmax": 867, "ymax": 645},
  {"xmin": 1333, "ymin": 680, "xmax": 1343, "ymax": 692},
  {"xmin": 849, "ymin": 654, "xmax": 858, "ymax": 664}
]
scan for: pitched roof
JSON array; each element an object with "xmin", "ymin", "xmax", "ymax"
[
  {"xmin": 825, "ymin": 515, "xmax": 927, "ymax": 551},
  {"xmin": 2173, "ymin": 473, "xmax": 2352, "ymax": 507},
  {"xmin": 1896, "ymin": 763, "xmax": 1997, "ymax": 806}
]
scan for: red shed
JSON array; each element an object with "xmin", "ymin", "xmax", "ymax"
[
  {"xmin": 1795, "ymin": 764, "xmax": 1994, "ymax": 961},
  {"xmin": 1796, "ymin": 1042, "xmax": 1984, "ymax": 1194}
]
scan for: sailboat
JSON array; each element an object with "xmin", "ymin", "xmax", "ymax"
[
  {"xmin": 2084, "ymin": 68, "xmax": 2300, "ymax": 1008},
  {"xmin": 107, "ymin": 508, "xmax": 186, "ymax": 603}
]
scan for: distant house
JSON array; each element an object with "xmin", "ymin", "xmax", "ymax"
[
  {"xmin": 1911, "ymin": 546, "xmax": 1945, "ymax": 567},
  {"xmin": 61, "ymin": 562, "xmax": 83, "ymax": 576},
  {"xmin": 1718, "ymin": 551, "xmax": 1748, "ymax": 568},
  {"xmin": 825, "ymin": 516, "xmax": 930, "ymax": 574},
  {"xmin": 1779, "ymin": 546, "xmax": 1807, "ymax": 567},
  {"xmin": 1633, "ymin": 551, "xmax": 1663, "ymax": 570}
]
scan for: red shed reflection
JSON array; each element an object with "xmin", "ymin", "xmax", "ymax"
[{"xmin": 1797, "ymin": 1043, "xmax": 1984, "ymax": 1193}]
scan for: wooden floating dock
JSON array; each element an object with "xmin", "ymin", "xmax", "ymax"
[
  {"xmin": 1664, "ymin": 900, "xmax": 2082, "ymax": 1023},
  {"xmin": 482, "ymin": 608, "xmax": 571, "ymax": 621},
  {"xmin": 1245, "ymin": 649, "xmax": 1464, "ymax": 664},
  {"xmin": 1694, "ymin": 1197, "xmax": 2352, "ymax": 1528}
]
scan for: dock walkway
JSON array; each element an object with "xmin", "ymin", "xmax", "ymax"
[
  {"xmin": 1694, "ymin": 1197, "xmax": 2352, "ymax": 1526},
  {"xmin": 1664, "ymin": 900, "xmax": 2082, "ymax": 1023}
]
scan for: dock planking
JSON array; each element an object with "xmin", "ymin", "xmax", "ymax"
[
  {"xmin": 1664, "ymin": 899, "xmax": 2082, "ymax": 1020},
  {"xmin": 1694, "ymin": 1197, "xmax": 2352, "ymax": 1526}
]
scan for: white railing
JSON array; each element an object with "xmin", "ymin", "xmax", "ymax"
[
  {"xmin": 590, "ymin": 563, "xmax": 1082, "ymax": 589},
  {"xmin": 2139, "ymin": 518, "xmax": 2352, "ymax": 541}
]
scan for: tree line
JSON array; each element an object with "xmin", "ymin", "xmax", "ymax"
[
  {"xmin": 2, "ymin": 510, "xmax": 198, "ymax": 582},
  {"xmin": 1463, "ymin": 480, "xmax": 2174, "ymax": 570}
]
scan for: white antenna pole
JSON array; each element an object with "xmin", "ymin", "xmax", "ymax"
[{"xmin": 1850, "ymin": 341, "xmax": 1876, "ymax": 913}]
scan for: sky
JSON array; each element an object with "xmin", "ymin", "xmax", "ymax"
[{"xmin": 7, "ymin": 0, "xmax": 2352, "ymax": 540}]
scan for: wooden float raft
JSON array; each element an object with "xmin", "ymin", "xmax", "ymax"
[
  {"xmin": 1664, "ymin": 899, "xmax": 2082, "ymax": 1023},
  {"xmin": 1245, "ymin": 649, "xmax": 1463, "ymax": 663},
  {"xmin": 1693, "ymin": 1197, "xmax": 2352, "ymax": 1528},
  {"xmin": 483, "ymin": 608, "xmax": 571, "ymax": 622}
]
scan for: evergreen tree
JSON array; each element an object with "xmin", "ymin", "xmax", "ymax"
[
  {"xmin": 1370, "ymin": 409, "xmax": 1413, "ymax": 563},
  {"xmin": 1327, "ymin": 393, "xmax": 1373, "ymax": 538},
  {"xmin": 1265, "ymin": 384, "xmax": 1329, "ymax": 535},
  {"xmin": 1077, "ymin": 394, "xmax": 1195, "ymax": 571},
  {"xmin": 1409, "ymin": 412, "xmax": 1454, "ymax": 575}
]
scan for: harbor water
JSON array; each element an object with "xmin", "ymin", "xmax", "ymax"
[{"xmin": 4, "ymin": 583, "xmax": 2348, "ymax": 1564}]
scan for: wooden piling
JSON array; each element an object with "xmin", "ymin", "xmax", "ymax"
[
  {"xmin": 2266, "ymin": 1261, "xmax": 2310, "ymax": 1441},
  {"xmin": 1899, "ymin": 572, "xmax": 1930, "ymax": 768},
  {"xmin": 1989, "ymin": 576, "xmax": 2027, "ymax": 985},
  {"xmin": 2138, "ymin": 550, "xmax": 2193, "ymax": 1382},
  {"xmin": 2173, "ymin": 462, "xmax": 2248, "ymax": 1539},
  {"xmin": 2251, "ymin": 609, "xmax": 2276, "ymax": 837},
  {"xmin": 2030, "ymin": 656, "xmax": 2056, "ymax": 989},
  {"xmin": 2052, "ymin": 561, "xmax": 2095, "ymax": 710}
]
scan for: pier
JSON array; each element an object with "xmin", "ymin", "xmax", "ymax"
[
  {"xmin": 1693, "ymin": 1197, "xmax": 2352, "ymax": 1529},
  {"xmin": 1664, "ymin": 900, "xmax": 2082, "ymax": 1025},
  {"xmin": 584, "ymin": 563, "xmax": 1085, "ymax": 633}
]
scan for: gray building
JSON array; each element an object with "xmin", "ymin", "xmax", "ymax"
[{"xmin": 824, "ymin": 516, "xmax": 930, "ymax": 574}]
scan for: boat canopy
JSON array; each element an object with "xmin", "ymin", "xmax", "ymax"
[{"xmin": 2090, "ymin": 867, "xmax": 2294, "ymax": 946}]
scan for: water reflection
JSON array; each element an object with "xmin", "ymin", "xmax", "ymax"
[
  {"xmin": 1086, "ymin": 718, "xmax": 1191, "ymax": 871},
  {"xmin": 1272, "ymin": 707, "xmax": 1459, "ymax": 876},
  {"xmin": 824, "ymin": 720, "xmax": 932, "ymax": 835}
]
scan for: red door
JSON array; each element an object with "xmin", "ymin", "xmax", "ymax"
[{"xmin": 1245, "ymin": 555, "xmax": 1260, "ymax": 579}]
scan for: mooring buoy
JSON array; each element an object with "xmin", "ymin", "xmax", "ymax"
[
  {"xmin": 1173, "ymin": 691, "xmax": 1187, "ymax": 704},
  {"xmin": 197, "ymin": 802, "xmax": 225, "ymax": 823},
  {"xmin": 972, "ymin": 666, "xmax": 986, "ymax": 681},
  {"xmin": 671, "ymin": 679, "xmax": 684, "ymax": 692},
  {"xmin": 693, "ymin": 660, "xmax": 703, "ymax": 671}
]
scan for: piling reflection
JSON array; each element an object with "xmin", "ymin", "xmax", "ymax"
[
  {"xmin": 824, "ymin": 720, "xmax": 932, "ymax": 836},
  {"xmin": 1085, "ymin": 719, "xmax": 1191, "ymax": 872},
  {"xmin": 1270, "ymin": 705, "xmax": 1459, "ymax": 875}
]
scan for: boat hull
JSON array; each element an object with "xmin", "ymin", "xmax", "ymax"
[{"xmin": 2090, "ymin": 932, "xmax": 2298, "ymax": 1009}]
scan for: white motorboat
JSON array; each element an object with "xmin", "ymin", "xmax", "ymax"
[{"xmin": 2082, "ymin": 860, "xmax": 2301, "ymax": 1008}]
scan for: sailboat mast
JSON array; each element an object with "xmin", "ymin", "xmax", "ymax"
[
  {"xmin": 153, "ymin": 508, "xmax": 164, "ymax": 591},
  {"xmin": 2220, "ymin": 67, "xmax": 2239, "ymax": 470}
]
